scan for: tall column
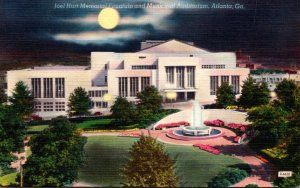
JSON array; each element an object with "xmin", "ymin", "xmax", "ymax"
[
  {"xmin": 127, "ymin": 77, "xmax": 130, "ymax": 97},
  {"xmin": 184, "ymin": 66, "xmax": 188, "ymax": 88},
  {"xmin": 174, "ymin": 66, "xmax": 177, "ymax": 88},
  {"xmin": 138, "ymin": 77, "xmax": 141, "ymax": 92}
]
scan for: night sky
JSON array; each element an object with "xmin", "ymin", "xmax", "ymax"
[{"xmin": 1, "ymin": 0, "xmax": 300, "ymax": 65}]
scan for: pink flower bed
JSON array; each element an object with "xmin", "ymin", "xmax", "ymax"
[
  {"xmin": 226, "ymin": 123, "xmax": 249, "ymax": 132},
  {"xmin": 155, "ymin": 121, "xmax": 190, "ymax": 130},
  {"xmin": 203, "ymin": 119, "xmax": 224, "ymax": 126},
  {"xmin": 119, "ymin": 132, "xmax": 141, "ymax": 138},
  {"xmin": 193, "ymin": 143, "xmax": 221, "ymax": 155},
  {"xmin": 233, "ymin": 136, "xmax": 241, "ymax": 143}
]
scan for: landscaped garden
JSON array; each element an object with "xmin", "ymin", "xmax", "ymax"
[{"xmin": 78, "ymin": 136, "xmax": 249, "ymax": 187}]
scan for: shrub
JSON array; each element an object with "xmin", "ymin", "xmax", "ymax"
[{"xmin": 208, "ymin": 168, "xmax": 248, "ymax": 187}]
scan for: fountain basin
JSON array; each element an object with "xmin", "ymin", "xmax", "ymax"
[
  {"xmin": 183, "ymin": 126, "xmax": 212, "ymax": 136},
  {"xmin": 166, "ymin": 128, "xmax": 223, "ymax": 141}
]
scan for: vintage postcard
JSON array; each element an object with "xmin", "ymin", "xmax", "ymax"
[{"xmin": 1, "ymin": 0, "xmax": 299, "ymax": 187}]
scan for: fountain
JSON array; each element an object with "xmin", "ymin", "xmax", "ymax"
[
  {"xmin": 166, "ymin": 100, "xmax": 223, "ymax": 140},
  {"xmin": 182, "ymin": 101, "xmax": 212, "ymax": 136}
]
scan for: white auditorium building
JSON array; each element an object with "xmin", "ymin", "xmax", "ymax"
[{"xmin": 7, "ymin": 39, "xmax": 250, "ymax": 118}]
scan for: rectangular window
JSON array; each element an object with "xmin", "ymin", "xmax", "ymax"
[
  {"xmin": 43, "ymin": 102, "xmax": 53, "ymax": 111},
  {"xmin": 132, "ymin": 65, "xmax": 157, "ymax": 69},
  {"xmin": 118, "ymin": 77, "xmax": 128, "ymax": 97},
  {"xmin": 176, "ymin": 67, "xmax": 185, "ymax": 88},
  {"xmin": 95, "ymin": 101, "xmax": 102, "ymax": 107},
  {"xmin": 55, "ymin": 102, "xmax": 65, "ymax": 111},
  {"xmin": 55, "ymin": 78, "xmax": 65, "ymax": 98},
  {"xmin": 187, "ymin": 66, "xmax": 195, "ymax": 88},
  {"xmin": 105, "ymin": 76, "xmax": 107, "ymax": 83},
  {"xmin": 103, "ymin": 101, "xmax": 108, "ymax": 108},
  {"xmin": 130, "ymin": 77, "xmax": 139, "ymax": 97},
  {"xmin": 141, "ymin": 77, "xmax": 150, "ymax": 91},
  {"xmin": 105, "ymin": 64, "xmax": 108, "ymax": 70},
  {"xmin": 43, "ymin": 78, "xmax": 53, "ymax": 98},
  {"xmin": 34, "ymin": 101, "xmax": 42, "ymax": 112},
  {"xmin": 210, "ymin": 76, "xmax": 219, "ymax": 95},
  {"xmin": 221, "ymin": 76, "xmax": 229, "ymax": 84},
  {"xmin": 165, "ymin": 67, "xmax": 174, "ymax": 84},
  {"xmin": 31, "ymin": 78, "xmax": 41, "ymax": 98},
  {"xmin": 202, "ymin": 64, "xmax": 225, "ymax": 69},
  {"xmin": 231, "ymin": 76, "xmax": 240, "ymax": 94}
]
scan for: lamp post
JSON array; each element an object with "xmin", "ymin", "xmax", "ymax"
[
  {"xmin": 165, "ymin": 91, "xmax": 177, "ymax": 109},
  {"xmin": 103, "ymin": 93, "xmax": 113, "ymax": 114},
  {"xmin": 19, "ymin": 156, "xmax": 25, "ymax": 187}
]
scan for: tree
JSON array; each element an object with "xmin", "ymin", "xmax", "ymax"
[
  {"xmin": 8, "ymin": 81, "xmax": 34, "ymax": 119},
  {"xmin": 275, "ymin": 79, "xmax": 299, "ymax": 110},
  {"xmin": 0, "ymin": 105, "xmax": 25, "ymax": 173},
  {"xmin": 137, "ymin": 86, "xmax": 163, "ymax": 115},
  {"xmin": 110, "ymin": 97, "xmax": 137, "ymax": 126},
  {"xmin": 0, "ymin": 86, "xmax": 7, "ymax": 104},
  {"xmin": 23, "ymin": 117, "xmax": 86, "ymax": 187},
  {"xmin": 121, "ymin": 135, "xmax": 179, "ymax": 187},
  {"xmin": 67, "ymin": 87, "xmax": 92, "ymax": 117},
  {"xmin": 216, "ymin": 82, "xmax": 235, "ymax": 108},
  {"xmin": 255, "ymin": 82, "xmax": 271, "ymax": 106},
  {"xmin": 238, "ymin": 77, "xmax": 270, "ymax": 109},
  {"xmin": 246, "ymin": 105, "xmax": 289, "ymax": 148}
]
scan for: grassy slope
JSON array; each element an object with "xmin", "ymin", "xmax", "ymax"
[
  {"xmin": 0, "ymin": 173, "xmax": 18, "ymax": 186},
  {"xmin": 78, "ymin": 136, "xmax": 246, "ymax": 187}
]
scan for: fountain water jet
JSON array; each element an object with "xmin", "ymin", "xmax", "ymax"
[{"xmin": 183, "ymin": 101, "xmax": 212, "ymax": 136}]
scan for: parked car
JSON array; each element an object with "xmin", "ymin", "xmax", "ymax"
[
  {"xmin": 93, "ymin": 111, "xmax": 103, "ymax": 116},
  {"xmin": 31, "ymin": 114, "xmax": 43, "ymax": 121}
]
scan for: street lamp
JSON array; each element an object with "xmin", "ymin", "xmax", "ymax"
[
  {"xmin": 165, "ymin": 91, "xmax": 177, "ymax": 108},
  {"xmin": 103, "ymin": 93, "xmax": 113, "ymax": 114}
]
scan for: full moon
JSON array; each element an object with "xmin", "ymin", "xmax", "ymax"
[{"xmin": 98, "ymin": 8, "xmax": 120, "ymax": 30}]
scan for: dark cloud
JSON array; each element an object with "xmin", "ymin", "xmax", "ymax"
[{"xmin": 0, "ymin": 0, "xmax": 299, "ymax": 64}]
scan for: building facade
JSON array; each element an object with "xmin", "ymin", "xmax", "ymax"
[
  {"xmin": 251, "ymin": 73, "xmax": 290, "ymax": 91},
  {"xmin": 7, "ymin": 40, "xmax": 250, "ymax": 118}
]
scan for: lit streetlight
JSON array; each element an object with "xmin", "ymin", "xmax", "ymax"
[
  {"xmin": 103, "ymin": 93, "xmax": 113, "ymax": 114},
  {"xmin": 165, "ymin": 91, "xmax": 177, "ymax": 108}
]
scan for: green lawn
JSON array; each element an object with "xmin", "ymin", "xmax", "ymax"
[
  {"xmin": 26, "ymin": 125, "xmax": 49, "ymax": 133},
  {"xmin": 78, "ymin": 136, "xmax": 247, "ymax": 187},
  {"xmin": 0, "ymin": 172, "xmax": 18, "ymax": 186},
  {"xmin": 75, "ymin": 119, "xmax": 113, "ymax": 129},
  {"xmin": 26, "ymin": 119, "xmax": 113, "ymax": 133}
]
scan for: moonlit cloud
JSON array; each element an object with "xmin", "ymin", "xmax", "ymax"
[
  {"xmin": 53, "ymin": 2, "xmax": 174, "ymax": 45},
  {"xmin": 53, "ymin": 30, "xmax": 147, "ymax": 45}
]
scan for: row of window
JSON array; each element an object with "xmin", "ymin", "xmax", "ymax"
[
  {"xmin": 210, "ymin": 75, "xmax": 240, "ymax": 95},
  {"xmin": 34, "ymin": 102, "xmax": 65, "ymax": 112},
  {"xmin": 132, "ymin": 65, "xmax": 157, "ymax": 70},
  {"xmin": 253, "ymin": 77, "xmax": 283, "ymax": 84},
  {"xmin": 165, "ymin": 66, "xmax": 195, "ymax": 88},
  {"xmin": 88, "ymin": 90, "xmax": 108, "ymax": 98},
  {"xmin": 202, "ymin": 65, "xmax": 226, "ymax": 69},
  {"xmin": 34, "ymin": 100, "xmax": 109, "ymax": 112},
  {"xmin": 32, "ymin": 78, "xmax": 65, "ymax": 98},
  {"xmin": 119, "ymin": 77, "xmax": 150, "ymax": 97},
  {"xmin": 91, "ymin": 101, "xmax": 108, "ymax": 108}
]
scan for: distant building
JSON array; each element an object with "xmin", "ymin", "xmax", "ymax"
[
  {"xmin": 251, "ymin": 72, "xmax": 289, "ymax": 91},
  {"xmin": 287, "ymin": 70, "xmax": 300, "ymax": 86},
  {"xmin": 7, "ymin": 39, "xmax": 250, "ymax": 118}
]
